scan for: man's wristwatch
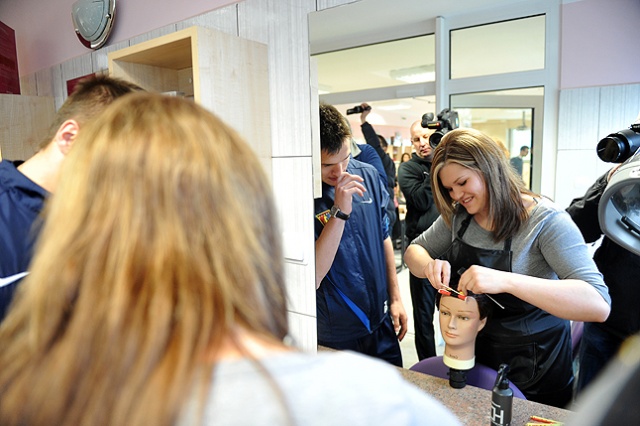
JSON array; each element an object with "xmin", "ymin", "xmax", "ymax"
[{"xmin": 330, "ymin": 205, "xmax": 350, "ymax": 220}]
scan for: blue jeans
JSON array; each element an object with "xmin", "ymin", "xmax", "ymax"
[{"xmin": 575, "ymin": 322, "xmax": 625, "ymax": 395}]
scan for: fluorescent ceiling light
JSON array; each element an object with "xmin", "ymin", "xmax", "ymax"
[{"xmin": 389, "ymin": 65, "xmax": 435, "ymax": 83}]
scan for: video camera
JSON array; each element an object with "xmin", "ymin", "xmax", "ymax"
[
  {"xmin": 421, "ymin": 107, "xmax": 460, "ymax": 149},
  {"xmin": 597, "ymin": 123, "xmax": 640, "ymax": 163}
]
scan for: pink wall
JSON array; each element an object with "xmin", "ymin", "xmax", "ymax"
[
  {"xmin": 2, "ymin": 0, "xmax": 639, "ymax": 88},
  {"xmin": 0, "ymin": 0, "xmax": 239, "ymax": 76},
  {"xmin": 561, "ymin": 0, "xmax": 640, "ymax": 89}
]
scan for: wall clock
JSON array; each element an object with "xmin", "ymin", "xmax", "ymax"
[{"xmin": 71, "ymin": 0, "xmax": 116, "ymax": 49}]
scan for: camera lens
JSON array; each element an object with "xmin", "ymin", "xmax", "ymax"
[
  {"xmin": 429, "ymin": 131, "xmax": 444, "ymax": 149},
  {"xmin": 597, "ymin": 129, "xmax": 640, "ymax": 163}
]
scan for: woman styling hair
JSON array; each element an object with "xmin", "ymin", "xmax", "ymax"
[
  {"xmin": 405, "ymin": 127, "xmax": 610, "ymax": 408},
  {"xmin": 0, "ymin": 93, "xmax": 459, "ymax": 426}
]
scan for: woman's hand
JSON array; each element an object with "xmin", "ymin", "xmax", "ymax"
[
  {"xmin": 457, "ymin": 265, "xmax": 510, "ymax": 296},
  {"xmin": 423, "ymin": 259, "xmax": 452, "ymax": 289}
]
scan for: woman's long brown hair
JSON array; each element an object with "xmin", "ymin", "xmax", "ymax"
[
  {"xmin": 430, "ymin": 128, "xmax": 536, "ymax": 242},
  {"xmin": 0, "ymin": 93, "xmax": 288, "ymax": 425}
]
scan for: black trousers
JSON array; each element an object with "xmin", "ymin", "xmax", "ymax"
[{"xmin": 409, "ymin": 272, "xmax": 437, "ymax": 360}]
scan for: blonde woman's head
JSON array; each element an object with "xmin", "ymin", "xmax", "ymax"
[{"xmin": 0, "ymin": 93, "xmax": 287, "ymax": 426}]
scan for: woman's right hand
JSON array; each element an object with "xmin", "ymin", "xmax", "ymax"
[{"xmin": 423, "ymin": 259, "xmax": 452, "ymax": 289}]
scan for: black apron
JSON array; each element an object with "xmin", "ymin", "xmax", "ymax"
[{"xmin": 441, "ymin": 215, "xmax": 573, "ymax": 408}]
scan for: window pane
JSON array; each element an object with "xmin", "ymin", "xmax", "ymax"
[
  {"xmin": 451, "ymin": 88, "xmax": 543, "ymax": 189},
  {"xmin": 450, "ymin": 15, "xmax": 545, "ymax": 79},
  {"xmin": 314, "ymin": 35, "xmax": 435, "ymax": 94}
]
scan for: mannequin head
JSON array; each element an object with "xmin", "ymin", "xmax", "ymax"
[
  {"xmin": 437, "ymin": 289, "xmax": 492, "ymax": 388},
  {"xmin": 438, "ymin": 294, "xmax": 489, "ymax": 361}
]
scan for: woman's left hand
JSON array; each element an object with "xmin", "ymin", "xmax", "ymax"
[{"xmin": 457, "ymin": 265, "xmax": 510, "ymax": 296}]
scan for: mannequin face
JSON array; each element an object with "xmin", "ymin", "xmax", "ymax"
[{"xmin": 439, "ymin": 296, "xmax": 487, "ymax": 351}]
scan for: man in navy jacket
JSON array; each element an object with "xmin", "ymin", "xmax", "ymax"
[
  {"xmin": 314, "ymin": 103, "xmax": 407, "ymax": 366},
  {"xmin": 0, "ymin": 75, "xmax": 141, "ymax": 321}
]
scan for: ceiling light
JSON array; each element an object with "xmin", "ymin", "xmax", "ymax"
[{"xmin": 389, "ymin": 65, "xmax": 435, "ymax": 84}]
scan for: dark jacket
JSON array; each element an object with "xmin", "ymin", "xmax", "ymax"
[
  {"xmin": 566, "ymin": 172, "xmax": 640, "ymax": 338},
  {"xmin": 361, "ymin": 121, "xmax": 396, "ymax": 192},
  {"xmin": 0, "ymin": 160, "xmax": 47, "ymax": 320},
  {"xmin": 397, "ymin": 153, "xmax": 439, "ymax": 242}
]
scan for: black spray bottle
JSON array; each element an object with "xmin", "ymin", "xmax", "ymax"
[{"xmin": 490, "ymin": 363, "xmax": 513, "ymax": 426}]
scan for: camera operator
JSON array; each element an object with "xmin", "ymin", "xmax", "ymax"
[
  {"xmin": 397, "ymin": 119, "xmax": 441, "ymax": 360},
  {"xmin": 566, "ymin": 115, "xmax": 640, "ymax": 397}
]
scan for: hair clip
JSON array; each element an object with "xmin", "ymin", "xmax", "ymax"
[{"xmin": 440, "ymin": 285, "xmax": 467, "ymax": 301}]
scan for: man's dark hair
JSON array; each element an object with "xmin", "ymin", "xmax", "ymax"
[
  {"xmin": 520, "ymin": 145, "xmax": 529, "ymax": 152},
  {"xmin": 377, "ymin": 135, "xmax": 388, "ymax": 149},
  {"xmin": 319, "ymin": 103, "xmax": 351, "ymax": 155},
  {"xmin": 39, "ymin": 75, "xmax": 144, "ymax": 150}
]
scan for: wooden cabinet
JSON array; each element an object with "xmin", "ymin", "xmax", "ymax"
[{"xmin": 108, "ymin": 26, "xmax": 272, "ymax": 173}]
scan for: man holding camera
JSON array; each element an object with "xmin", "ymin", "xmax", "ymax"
[{"xmin": 397, "ymin": 120, "xmax": 440, "ymax": 360}]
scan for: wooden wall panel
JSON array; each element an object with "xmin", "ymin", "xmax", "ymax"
[
  {"xmin": 287, "ymin": 311, "xmax": 318, "ymax": 353},
  {"xmin": 557, "ymin": 87, "xmax": 599, "ymax": 150},
  {"xmin": 238, "ymin": 0, "xmax": 316, "ymax": 157},
  {"xmin": 555, "ymin": 83, "xmax": 640, "ymax": 209},
  {"xmin": 0, "ymin": 94, "xmax": 54, "ymax": 160},
  {"xmin": 19, "ymin": 73, "xmax": 37, "ymax": 96},
  {"xmin": 316, "ymin": 0, "xmax": 359, "ymax": 9},
  {"xmin": 35, "ymin": 68, "xmax": 54, "ymax": 97},
  {"xmin": 176, "ymin": 4, "xmax": 239, "ymax": 35},
  {"xmin": 92, "ymin": 40, "xmax": 131, "ymax": 74},
  {"xmin": 272, "ymin": 157, "xmax": 316, "ymax": 317}
]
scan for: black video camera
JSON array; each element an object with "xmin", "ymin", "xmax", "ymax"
[
  {"xmin": 346, "ymin": 105, "xmax": 371, "ymax": 115},
  {"xmin": 422, "ymin": 108, "xmax": 460, "ymax": 148},
  {"xmin": 597, "ymin": 123, "xmax": 640, "ymax": 163}
]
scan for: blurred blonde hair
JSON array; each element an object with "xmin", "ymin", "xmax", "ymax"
[
  {"xmin": 430, "ymin": 128, "xmax": 535, "ymax": 242},
  {"xmin": 0, "ymin": 93, "xmax": 288, "ymax": 426}
]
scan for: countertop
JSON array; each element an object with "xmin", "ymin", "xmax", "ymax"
[{"xmin": 399, "ymin": 367, "xmax": 571, "ymax": 425}]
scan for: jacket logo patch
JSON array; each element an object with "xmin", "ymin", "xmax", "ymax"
[{"xmin": 316, "ymin": 209, "xmax": 331, "ymax": 226}]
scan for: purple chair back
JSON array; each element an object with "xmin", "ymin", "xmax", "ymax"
[{"xmin": 409, "ymin": 356, "xmax": 527, "ymax": 399}]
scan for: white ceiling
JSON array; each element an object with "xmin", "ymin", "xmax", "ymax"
[
  {"xmin": 309, "ymin": 0, "xmax": 552, "ymax": 130},
  {"xmin": 309, "ymin": 0, "xmax": 533, "ymax": 53}
]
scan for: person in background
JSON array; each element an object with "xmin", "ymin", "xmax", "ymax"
[
  {"xmin": 358, "ymin": 103, "xmax": 401, "ymax": 244},
  {"xmin": 0, "ymin": 93, "xmax": 461, "ymax": 426},
  {"xmin": 397, "ymin": 120, "xmax": 440, "ymax": 360},
  {"xmin": 359, "ymin": 103, "xmax": 396, "ymax": 197},
  {"xmin": 348, "ymin": 122, "xmax": 397, "ymax": 229},
  {"xmin": 0, "ymin": 75, "xmax": 142, "ymax": 321},
  {"xmin": 401, "ymin": 152, "xmax": 412, "ymax": 163},
  {"xmin": 404, "ymin": 128, "xmax": 610, "ymax": 407},
  {"xmin": 315, "ymin": 103, "xmax": 407, "ymax": 367},
  {"xmin": 510, "ymin": 145, "xmax": 529, "ymax": 176},
  {"xmin": 566, "ymin": 165, "xmax": 640, "ymax": 395}
]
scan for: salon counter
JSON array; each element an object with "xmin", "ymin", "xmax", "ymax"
[{"xmin": 399, "ymin": 367, "xmax": 571, "ymax": 425}]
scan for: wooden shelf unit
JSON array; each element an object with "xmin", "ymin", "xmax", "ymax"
[{"xmin": 108, "ymin": 26, "xmax": 272, "ymax": 173}]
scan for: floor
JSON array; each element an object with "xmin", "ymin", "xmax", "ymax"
[{"xmin": 395, "ymin": 252, "xmax": 445, "ymax": 369}]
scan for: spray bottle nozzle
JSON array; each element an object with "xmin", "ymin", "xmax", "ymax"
[{"xmin": 495, "ymin": 363, "xmax": 510, "ymax": 390}]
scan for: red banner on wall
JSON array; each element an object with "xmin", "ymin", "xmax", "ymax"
[{"xmin": 0, "ymin": 21, "xmax": 20, "ymax": 94}]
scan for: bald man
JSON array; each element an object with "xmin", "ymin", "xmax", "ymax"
[{"xmin": 397, "ymin": 120, "xmax": 440, "ymax": 360}]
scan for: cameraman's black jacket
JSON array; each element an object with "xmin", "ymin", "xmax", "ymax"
[
  {"xmin": 397, "ymin": 154, "xmax": 439, "ymax": 242},
  {"xmin": 566, "ymin": 172, "xmax": 640, "ymax": 338}
]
